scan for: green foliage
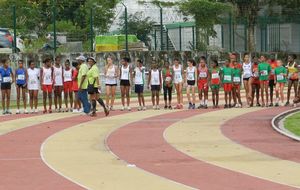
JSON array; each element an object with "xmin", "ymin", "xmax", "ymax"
[{"xmin": 119, "ymin": 12, "xmax": 155, "ymax": 46}]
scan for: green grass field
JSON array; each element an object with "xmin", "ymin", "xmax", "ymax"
[{"xmin": 284, "ymin": 112, "xmax": 300, "ymax": 136}]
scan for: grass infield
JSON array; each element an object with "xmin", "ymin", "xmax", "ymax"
[{"xmin": 284, "ymin": 112, "xmax": 300, "ymax": 137}]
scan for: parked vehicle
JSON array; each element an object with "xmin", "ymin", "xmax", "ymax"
[{"xmin": 0, "ymin": 28, "xmax": 25, "ymax": 53}]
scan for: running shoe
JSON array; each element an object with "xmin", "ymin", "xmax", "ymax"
[
  {"xmin": 34, "ymin": 109, "xmax": 38, "ymax": 114},
  {"xmin": 224, "ymin": 104, "xmax": 228, "ymax": 109},
  {"xmin": 197, "ymin": 104, "xmax": 203, "ymax": 109},
  {"xmin": 127, "ymin": 107, "xmax": 131, "ymax": 111},
  {"xmin": 16, "ymin": 110, "xmax": 20, "ymax": 114},
  {"xmin": 143, "ymin": 106, "xmax": 147, "ymax": 111},
  {"xmin": 43, "ymin": 109, "xmax": 47, "ymax": 114},
  {"xmin": 156, "ymin": 105, "xmax": 160, "ymax": 110},
  {"xmin": 203, "ymin": 105, "xmax": 208, "ymax": 109},
  {"xmin": 285, "ymin": 102, "xmax": 290, "ymax": 106},
  {"xmin": 188, "ymin": 102, "xmax": 192, "ymax": 109},
  {"xmin": 120, "ymin": 107, "xmax": 125, "ymax": 111},
  {"xmin": 269, "ymin": 103, "xmax": 273, "ymax": 107},
  {"xmin": 2, "ymin": 110, "xmax": 6, "ymax": 115},
  {"xmin": 6, "ymin": 110, "xmax": 12, "ymax": 114},
  {"xmin": 256, "ymin": 103, "xmax": 261, "ymax": 107},
  {"xmin": 24, "ymin": 109, "xmax": 29, "ymax": 114},
  {"xmin": 138, "ymin": 106, "xmax": 142, "ymax": 111},
  {"xmin": 48, "ymin": 109, "xmax": 52, "ymax": 113},
  {"xmin": 110, "ymin": 106, "xmax": 115, "ymax": 111},
  {"xmin": 153, "ymin": 106, "xmax": 156, "ymax": 110},
  {"xmin": 104, "ymin": 108, "xmax": 109, "ymax": 116},
  {"xmin": 192, "ymin": 104, "xmax": 196, "ymax": 109},
  {"xmin": 275, "ymin": 103, "xmax": 279, "ymax": 107},
  {"xmin": 168, "ymin": 105, "xmax": 172, "ymax": 110},
  {"xmin": 164, "ymin": 105, "xmax": 168, "ymax": 109}
]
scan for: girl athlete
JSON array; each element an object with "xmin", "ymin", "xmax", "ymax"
[
  {"xmin": 162, "ymin": 62, "xmax": 173, "ymax": 109},
  {"xmin": 63, "ymin": 60, "xmax": 73, "ymax": 112},
  {"xmin": 210, "ymin": 60, "xmax": 221, "ymax": 108},
  {"xmin": 251, "ymin": 56, "xmax": 261, "ymax": 107},
  {"xmin": 286, "ymin": 54, "xmax": 298, "ymax": 106},
  {"xmin": 0, "ymin": 59, "xmax": 14, "ymax": 114},
  {"xmin": 72, "ymin": 61, "xmax": 81, "ymax": 113},
  {"xmin": 268, "ymin": 55, "xmax": 278, "ymax": 106},
  {"xmin": 222, "ymin": 60, "xmax": 233, "ymax": 108},
  {"xmin": 185, "ymin": 59, "xmax": 197, "ymax": 109},
  {"xmin": 233, "ymin": 61, "xmax": 243, "ymax": 108},
  {"xmin": 258, "ymin": 55, "xmax": 271, "ymax": 107},
  {"xmin": 105, "ymin": 57, "xmax": 118, "ymax": 111},
  {"xmin": 242, "ymin": 53, "xmax": 253, "ymax": 107},
  {"xmin": 197, "ymin": 58, "xmax": 209, "ymax": 109},
  {"xmin": 173, "ymin": 58, "xmax": 184, "ymax": 109},
  {"xmin": 134, "ymin": 59, "xmax": 146, "ymax": 111},
  {"xmin": 15, "ymin": 60, "xmax": 28, "ymax": 114},
  {"xmin": 53, "ymin": 57, "xmax": 63, "ymax": 112},
  {"xmin": 40, "ymin": 58, "xmax": 54, "ymax": 113},
  {"xmin": 148, "ymin": 63, "xmax": 162, "ymax": 110},
  {"xmin": 274, "ymin": 60, "xmax": 287, "ymax": 106},
  {"xmin": 120, "ymin": 57, "xmax": 132, "ymax": 111},
  {"xmin": 27, "ymin": 60, "xmax": 40, "ymax": 113}
]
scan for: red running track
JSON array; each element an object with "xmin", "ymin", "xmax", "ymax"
[
  {"xmin": 221, "ymin": 107, "xmax": 300, "ymax": 163},
  {"xmin": 107, "ymin": 109, "xmax": 297, "ymax": 190}
]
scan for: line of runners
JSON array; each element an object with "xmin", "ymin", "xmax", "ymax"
[{"xmin": 0, "ymin": 53, "xmax": 299, "ymax": 115}]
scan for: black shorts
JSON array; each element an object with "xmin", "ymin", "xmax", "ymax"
[
  {"xmin": 269, "ymin": 80, "xmax": 275, "ymax": 87},
  {"xmin": 151, "ymin": 85, "xmax": 160, "ymax": 91},
  {"xmin": 1, "ymin": 83, "xmax": 11, "ymax": 90},
  {"xmin": 16, "ymin": 84, "xmax": 26, "ymax": 88},
  {"xmin": 135, "ymin": 84, "xmax": 144, "ymax": 94},
  {"xmin": 88, "ymin": 88, "xmax": 100, "ymax": 95},
  {"xmin": 120, "ymin": 80, "xmax": 130, "ymax": 86},
  {"xmin": 243, "ymin": 77, "xmax": 251, "ymax": 81},
  {"xmin": 187, "ymin": 80, "xmax": 196, "ymax": 86},
  {"xmin": 106, "ymin": 84, "xmax": 117, "ymax": 87}
]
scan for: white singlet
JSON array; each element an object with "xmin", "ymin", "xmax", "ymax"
[
  {"xmin": 27, "ymin": 68, "xmax": 40, "ymax": 90},
  {"xmin": 105, "ymin": 65, "xmax": 117, "ymax": 85},
  {"xmin": 63, "ymin": 69, "xmax": 72, "ymax": 82},
  {"xmin": 54, "ymin": 66, "xmax": 63, "ymax": 86},
  {"xmin": 42, "ymin": 67, "xmax": 53, "ymax": 85},
  {"xmin": 151, "ymin": 70, "xmax": 160, "ymax": 85},
  {"xmin": 134, "ymin": 67, "xmax": 145, "ymax": 85},
  {"xmin": 173, "ymin": 65, "xmax": 183, "ymax": 84}
]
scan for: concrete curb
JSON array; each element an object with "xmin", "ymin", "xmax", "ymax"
[{"xmin": 271, "ymin": 108, "xmax": 300, "ymax": 141}]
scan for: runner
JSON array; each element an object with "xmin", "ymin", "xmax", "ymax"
[
  {"xmin": 0, "ymin": 58, "xmax": 14, "ymax": 115},
  {"xmin": 53, "ymin": 57, "xmax": 63, "ymax": 112},
  {"xmin": 173, "ymin": 58, "xmax": 184, "ymax": 109},
  {"xmin": 285, "ymin": 54, "xmax": 298, "ymax": 106},
  {"xmin": 63, "ymin": 59, "xmax": 73, "ymax": 112},
  {"xmin": 40, "ymin": 58, "xmax": 54, "ymax": 114},
  {"xmin": 26, "ymin": 60, "xmax": 40, "ymax": 113},
  {"xmin": 105, "ymin": 57, "xmax": 118, "ymax": 111},
  {"xmin": 15, "ymin": 60, "xmax": 28, "ymax": 114},
  {"xmin": 120, "ymin": 57, "xmax": 132, "ymax": 111},
  {"xmin": 86, "ymin": 57, "xmax": 109, "ymax": 117},
  {"xmin": 242, "ymin": 53, "xmax": 253, "ymax": 107},
  {"xmin": 274, "ymin": 60, "xmax": 287, "ymax": 107},
  {"xmin": 71, "ymin": 61, "xmax": 81, "ymax": 113},
  {"xmin": 221, "ymin": 60, "xmax": 233, "ymax": 108},
  {"xmin": 233, "ymin": 61, "xmax": 243, "ymax": 108},
  {"xmin": 210, "ymin": 59, "xmax": 221, "ymax": 108},
  {"xmin": 162, "ymin": 62, "xmax": 173, "ymax": 109},
  {"xmin": 197, "ymin": 57, "xmax": 209, "ymax": 109},
  {"xmin": 268, "ymin": 55, "xmax": 278, "ymax": 106},
  {"xmin": 133, "ymin": 59, "xmax": 146, "ymax": 111},
  {"xmin": 258, "ymin": 55, "xmax": 271, "ymax": 107},
  {"xmin": 77, "ymin": 55, "xmax": 91, "ymax": 115},
  {"xmin": 148, "ymin": 63, "xmax": 161, "ymax": 110},
  {"xmin": 185, "ymin": 59, "xmax": 197, "ymax": 109},
  {"xmin": 251, "ymin": 56, "xmax": 261, "ymax": 107}
]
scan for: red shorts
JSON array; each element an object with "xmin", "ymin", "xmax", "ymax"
[
  {"xmin": 198, "ymin": 79, "xmax": 208, "ymax": 91},
  {"xmin": 223, "ymin": 83, "xmax": 232, "ymax": 92},
  {"xmin": 64, "ymin": 81, "xmax": 73, "ymax": 93},
  {"xmin": 233, "ymin": 83, "xmax": 240, "ymax": 90},
  {"xmin": 260, "ymin": 80, "xmax": 269, "ymax": 85},
  {"xmin": 42, "ymin": 85, "xmax": 53, "ymax": 93}
]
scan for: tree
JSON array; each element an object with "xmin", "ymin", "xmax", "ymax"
[{"xmin": 119, "ymin": 12, "xmax": 155, "ymax": 47}]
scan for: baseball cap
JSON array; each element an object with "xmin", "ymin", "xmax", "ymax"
[{"xmin": 76, "ymin": 55, "xmax": 86, "ymax": 62}]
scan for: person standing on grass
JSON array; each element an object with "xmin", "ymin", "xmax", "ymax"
[
  {"xmin": 221, "ymin": 60, "xmax": 233, "ymax": 108},
  {"xmin": 173, "ymin": 58, "xmax": 184, "ymax": 109},
  {"xmin": 274, "ymin": 60, "xmax": 287, "ymax": 107},
  {"xmin": 63, "ymin": 59, "xmax": 73, "ymax": 112},
  {"xmin": 242, "ymin": 53, "xmax": 253, "ymax": 107},
  {"xmin": 251, "ymin": 56, "xmax": 261, "ymax": 107},
  {"xmin": 71, "ymin": 61, "xmax": 81, "ymax": 113},
  {"xmin": 185, "ymin": 59, "xmax": 197, "ymax": 109},
  {"xmin": 120, "ymin": 57, "xmax": 132, "ymax": 111},
  {"xmin": 285, "ymin": 54, "xmax": 298, "ymax": 106},
  {"xmin": 15, "ymin": 60, "xmax": 28, "ymax": 114},
  {"xmin": 197, "ymin": 57, "xmax": 209, "ymax": 109},
  {"xmin": 86, "ymin": 57, "xmax": 109, "ymax": 117},
  {"xmin": 133, "ymin": 59, "xmax": 146, "ymax": 111},
  {"xmin": 40, "ymin": 58, "xmax": 54, "ymax": 114},
  {"xmin": 0, "ymin": 59, "xmax": 14, "ymax": 115},
  {"xmin": 77, "ymin": 55, "xmax": 91, "ymax": 115},
  {"xmin": 162, "ymin": 62, "xmax": 173, "ymax": 109},
  {"xmin": 53, "ymin": 57, "xmax": 63, "ymax": 112},
  {"xmin": 27, "ymin": 60, "xmax": 40, "ymax": 113},
  {"xmin": 105, "ymin": 57, "xmax": 118, "ymax": 111},
  {"xmin": 258, "ymin": 55, "xmax": 272, "ymax": 107},
  {"xmin": 232, "ymin": 61, "xmax": 243, "ymax": 108},
  {"xmin": 268, "ymin": 55, "xmax": 278, "ymax": 107},
  {"xmin": 148, "ymin": 63, "xmax": 162, "ymax": 110},
  {"xmin": 210, "ymin": 60, "xmax": 221, "ymax": 108}
]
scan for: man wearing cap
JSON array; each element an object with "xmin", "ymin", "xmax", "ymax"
[{"xmin": 76, "ymin": 55, "xmax": 91, "ymax": 114}]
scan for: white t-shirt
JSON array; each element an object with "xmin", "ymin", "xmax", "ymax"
[
  {"xmin": 27, "ymin": 68, "xmax": 40, "ymax": 90},
  {"xmin": 243, "ymin": 62, "xmax": 253, "ymax": 78},
  {"xmin": 134, "ymin": 67, "xmax": 145, "ymax": 85},
  {"xmin": 105, "ymin": 65, "xmax": 117, "ymax": 85},
  {"xmin": 151, "ymin": 70, "xmax": 160, "ymax": 85},
  {"xmin": 63, "ymin": 68, "xmax": 72, "ymax": 82},
  {"xmin": 187, "ymin": 66, "xmax": 196, "ymax": 81},
  {"xmin": 54, "ymin": 66, "xmax": 63, "ymax": 86},
  {"xmin": 173, "ymin": 65, "xmax": 183, "ymax": 84},
  {"xmin": 42, "ymin": 67, "xmax": 53, "ymax": 85}
]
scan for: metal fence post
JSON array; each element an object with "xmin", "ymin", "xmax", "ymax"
[
  {"xmin": 12, "ymin": 5, "xmax": 17, "ymax": 53},
  {"xmin": 192, "ymin": 26, "xmax": 195, "ymax": 50},
  {"xmin": 52, "ymin": 0, "xmax": 57, "ymax": 54},
  {"xmin": 90, "ymin": 8, "xmax": 94, "ymax": 52},
  {"xmin": 179, "ymin": 25, "xmax": 182, "ymax": 51},
  {"xmin": 158, "ymin": 5, "xmax": 163, "ymax": 50},
  {"xmin": 166, "ymin": 28, "xmax": 169, "ymax": 51},
  {"xmin": 121, "ymin": 2, "xmax": 128, "ymax": 52},
  {"xmin": 154, "ymin": 30, "xmax": 157, "ymax": 51}
]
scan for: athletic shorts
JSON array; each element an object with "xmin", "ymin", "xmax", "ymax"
[
  {"xmin": 223, "ymin": 83, "xmax": 232, "ymax": 92},
  {"xmin": 211, "ymin": 84, "xmax": 220, "ymax": 90},
  {"xmin": 16, "ymin": 84, "xmax": 26, "ymax": 88},
  {"xmin": 120, "ymin": 80, "xmax": 130, "ymax": 86},
  {"xmin": 269, "ymin": 80, "xmax": 275, "ymax": 87},
  {"xmin": 233, "ymin": 83, "xmax": 240, "ymax": 90},
  {"xmin": 64, "ymin": 81, "xmax": 73, "ymax": 93},
  {"xmin": 88, "ymin": 88, "xmax": 100, "ymax": 95},
  {"xmin": 1, "ymin": 83, "xmax": 11, "ymax": 90},
  {"xmin": 276, "ymin": 83, "xmax": 285, "ymax": 88},
  {"xmin": 135, "ymin": 84, "xmax": 144, "ymax": 94},
  {"xmin": 151, "ymin": 85, "xmax": 160, "ymax": 91},
  {"xmin": 243, "ymin": 77, "xmax": 251, "ymax": 81},
  {"xmin": 198, "ymin": 80, "xmax": 208, "ymax": 91},
  {"xmin": 260, "ymin": 80, "xmax": 269, "ymax": 85},
  {"xmin": 106, "ymin": 83, "xmax": 117, "ymax": 87},
  {"xmin": 42, "ymin": 85, "xmax": 53, "ymax": 93},
  {"xmin": 187, "ymin": 80, "xmax": 196, "ymax": 86}
]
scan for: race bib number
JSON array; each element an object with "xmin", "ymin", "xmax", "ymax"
[
  {"xmin": 277, "ymin": 74, "xmax": 284, "ymax": 81},
  {"xmin": 233, "ymin": 76, "xmax": 241, "ymax": 83},
  {"xmin": 199, "ymin": 72, "xmax": 207, "ymax": 78},
  {"xmin": 271, "ymin": 69, "xmax": 275, "ymax": 75},
  {"xmin": 64, "ymin": 73, "xmax": 72, "ymax": 80},
  {"xmin": 122, "ymin": 71, "xmax": 129, "ymax": 79},
  {"xmin": 17, "ymin": 74, "xmax": 25, "ymax": 80},
  {"xmin": 212, "ymin": 73, "xmax": 219, "ymax": 79},
  {"xmin": 224, "ymin": 75, "xmax": 231, "ymax": 81},
  {"xmin": 260, "ymin": 70, "xmax": 268, "ymax": 76},
  {"xmin": 154, "ymin": 76, "xmax": 159, "ymax": 84},
  {"xmin": 2, "ymin": 77, "xmax": 11, "ymax": 83},
  {"xmin": 187, "ymin": 73, "xmax": 194, "ymax": 80},
  {"xmin": 253, "ymin": 71, "xmax": 259, "ymax": 77},
  {"xmin": 175, "ymin": 73, "xmax": 182, "ymax": 80},
  {"xmin": 30, "ymin": 79, "xmax": 37, "ymax": 85},
  {"xmin": 165, "ymin": 76, "xmax": 172, "ymax": 82}
]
